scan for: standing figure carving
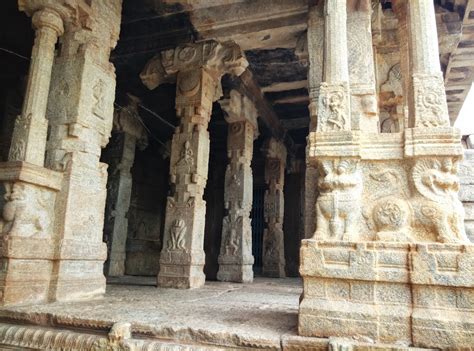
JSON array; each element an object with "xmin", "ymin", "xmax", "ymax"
[{"xmin": 313, "ymin": 158, "xmax": 362, "ymax": 241}]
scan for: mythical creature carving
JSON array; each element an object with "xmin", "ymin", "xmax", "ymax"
[
  {"xmin": 369, "ymin": 158, "xmax": 469, "ymax": 243},
  {"xmin": 410, "ymin": 157, "xmax": 467, "ymax": 243},
  {"xmin": 167, "ymin": 219, "xmax": 186, "ymax": 251},
  {"xmin": 1, "ymin": 182, "xmax": 49, "ymax": 237},
  {"xmin": 313, "ymin": 158, "xmax": 362, "ymax": 241}
]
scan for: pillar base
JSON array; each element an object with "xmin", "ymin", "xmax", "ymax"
[
  {"xmin": 0, "ymin": 161, "xmax": 62, "ymax": 306},
  {"xmin": 298, "ymin": 240, "xmax": 474, "ymax": 348},
  {"xmin": 106, "ymin": 253, "xmax": 126, "ymax": 277},
  {"xmin": 262, "ymin": 264, "xmax": 286, "ymax": 278},
  {"xmin": 217, "ymin": 255, "xmax": 254, "ymax": 283},
  {"xmin": 51, "ymin": 240, "xmax": 107, "ymax": 302},
  {"xmin": 157, "ymin": 250, "xmax": 205, "ymax": 289},
  {"xmin": 0, "ymin": 237, "xmax": 55, "ymax": 306}
]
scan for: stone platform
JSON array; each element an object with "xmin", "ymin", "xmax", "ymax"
[{"xmin": 0, "ymin": 277, "xmax": 442, "ymax": 350}]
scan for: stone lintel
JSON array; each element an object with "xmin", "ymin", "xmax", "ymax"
[{"xmin": 0, "ymin": 161, "xmax": 62, "ymax": 190}]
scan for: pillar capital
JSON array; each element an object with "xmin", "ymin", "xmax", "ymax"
[
  {"xmin": 219, "ymin": 90, "xmax": 258, "ymax": 133},
  {"xmin": 113, "ymin": 94, "xmax": 148, "ymax": 149},
  {"xmin": 262, "ymin": 137, "xmax": 287, "ymax": 165},
  {"xmin": 19, "ymin": 0, "xmax": 92, "ymax": 30},
  {"xmin": 31, "ymin": 8, "xmax": 64, "ymax": 36},
  {"xmin": 140, "ymin": 40, "xmax": 248, "ymax": 90}
]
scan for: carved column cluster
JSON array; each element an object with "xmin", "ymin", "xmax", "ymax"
[
  {"xmin": 262, "ymin": 138, "xmax": 287, "ymax": 278},
  {"xmin": 141, "ymin": 40, "xmax": 248, "ymax": 288},
  {"xmin": 0, "ymin": 1, "xmax": 86, "ymax": 306},
  {"xmin": 104, "ymin": 94, "xmax": 148, "ymax": 277},
  {"xmin": 217, "ymin": 90, "xmax": 258, "ymax": 283},
  {"xmin": 0, "ymin": 0, "xmax": 123, "ymax": 306},
  {"xmin": 41, "ymin": 0, "xmax": 122, "ymax": 302},
  {"xmin": 299, "ymin": 1, "xmax": 472, "ymax": 348}
]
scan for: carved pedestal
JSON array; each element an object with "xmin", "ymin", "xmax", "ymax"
[
  {"xmin": 299, "ymin": 240, "xmax": 474, "ymax": 348},
  {"xmin": 0, "ymin": 162, "xmax": 62, "ymax": 305}
]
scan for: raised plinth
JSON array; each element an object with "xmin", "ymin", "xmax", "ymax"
[{"xmin": 298, "ymin": 240, "xmax": 474, "ymax": 349}]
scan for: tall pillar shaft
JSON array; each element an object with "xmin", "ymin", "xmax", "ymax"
[
  {"xmin": 151, "ymin": 41, "xmax": 248, "ymax": 289},
  {"xmin": 317, "ymin": 0, "xmax": 351, "ymax": 132},
  {"xmin": 44, "ymin": 0, "xmax": 123, "ymax": 301},
  {"xmin": 262, "ymin": 138, "xmax": 286, "ymax": 278},
  {"xmin": 217, "ymin": 90, "xmax": 257, "ymax": 283},
  {"xmin": 348, "ymin": 0, "xmax": 378, "ymax": 132},
  {"xmin": 105, "ymin": 97, "xmax": 148, "ymax": 277},
  {"xmin": 158, "ymin": 68, "xmax": 214, "ymax": 289},
  {"xmin": 324, "ymin": 0, "xmax": 349, "ymax": 83},
  {"xmin": 8, "ymin": 9, "xmax": 63, "ymax": 166},
  {"xmin": 406, "ymin": 0, "xmax": 450, "ymax": 128}
]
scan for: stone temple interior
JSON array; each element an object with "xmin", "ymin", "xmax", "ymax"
[{"xmin": 0, "ymin": 0, "xmax": 473, "ymax": 350}]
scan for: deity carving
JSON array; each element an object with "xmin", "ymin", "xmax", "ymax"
[
  {"xmin": 313, "ymin": 159, "xmax": 362, "ymax": 241},
  {"xmin": 223, "ymin": 215, "xmax": 242, "ymax": 256},
  {"xmin": 173, "ymin": 141, "xmax": 194, "ymax": 179},
  {"xmin": 1, "ymin": 182, "xmax": 49, "ymax": 238},
  {"xmin": 167, "ymin": 219, "xmax": 186, "ymax": 251},
  {"xmin": 318, "ymin": 83, "xmax": 350, "ymax": 132},
  {"xmin": 413, "ymin": 74, "xmax": 449, "ymax": 128}
]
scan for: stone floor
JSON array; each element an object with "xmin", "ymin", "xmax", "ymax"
[{"xmin": 0, "ymin": 277, "xmax": 302, "ymax": 349}]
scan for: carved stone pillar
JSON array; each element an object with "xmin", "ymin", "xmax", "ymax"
[
  {"xmin": 406, "ymin": 1, "xmax": 450, "ymax": 129},
  {"xmin": 44, "ymin": 0, "xmax": 122, "ymax": 301},
  {"xmin": 299, "ymin": 1, "xmax": 472, "ymax": 348},
  {"xmin": 304, "ymin": 3, "xmax": 324, "ymax": 239},
  {"xmin": 140, "ymin": 41, "xmax": 248, "ymax": 288},
  {"xmin": 262, "ymin": 138, "xmax": 286, "ymax": 278},
  {"xmin": 216, "ymin": 90, "xmax": 258, "ymax": 283},
  {"xmin": 104, "ymin": 95, "xmax": 148, "ymax": 277},
  {"xmin": 0, "ymin": 3, "xmax": 69, "ymax": 306},
  {"xmin": 8, "ymin": 8, "xmax": 63, "ymax": 166},
  {"xmin": 348, "ymin": 0, "xmax": 378, "ymax": 132}
]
